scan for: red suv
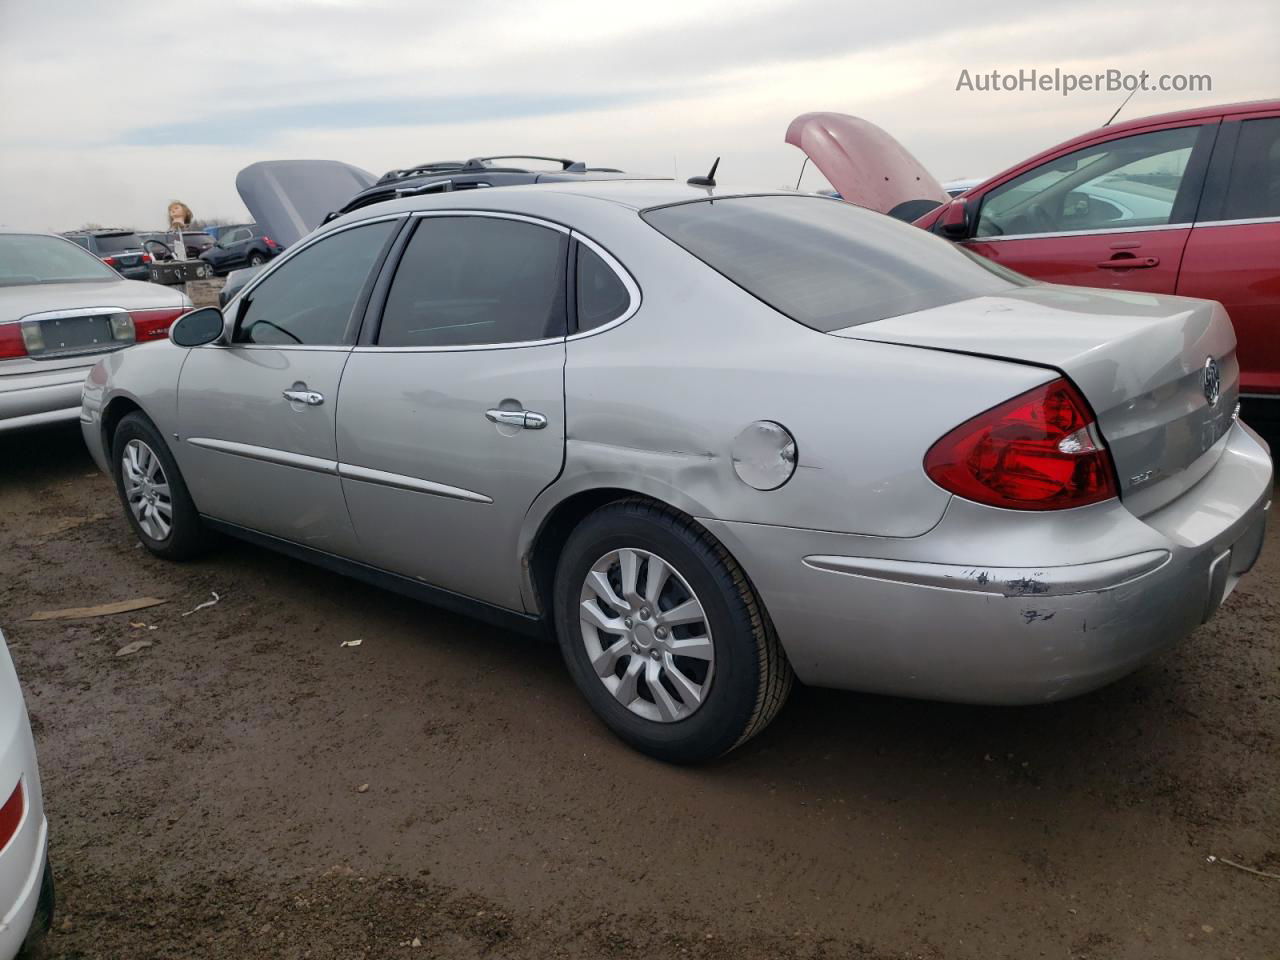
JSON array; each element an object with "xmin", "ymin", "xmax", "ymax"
[{"xmin": 790, "ymin": 101, "xmax": 1280, "ymax": 399}]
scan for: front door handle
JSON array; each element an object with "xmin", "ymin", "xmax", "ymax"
[
  {"xmin": 282, "ymin": 388, "xmax": 324, "ymax": 406},
  {"xmin": 1097, "ymin": 256, "xmax": 1160, "ymax": 269},
  {"xmin": 486, "ymin": 408, "xmax": 548, "ymax": 430}
]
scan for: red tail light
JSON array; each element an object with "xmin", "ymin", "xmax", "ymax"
[
  {"xmin": 0, "ymin": 323, "xmax": 27, "ymax": 360},
  {"xmin": 262, "ymin": 236, "xmax": 277, "ymax": 248},
  {"xmin": 924, "ymin": 378, "xmax": 1118, "ymax": 510},
  {"xmin": 130, "ymin": 307, "xmax": 186, "ymax": 342},
  {"xmin": 0, "ymin": 779, "xmax": 24, "ymax": 853},
  {"xmin": 141, "ymin": 253, "xmax": 153, "ymax": 264},
  {"xmin": 102, "ymin": 256, "xmax": 117, "ymax": 266}
]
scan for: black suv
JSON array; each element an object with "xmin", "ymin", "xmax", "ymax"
[
  {"xmin": 325, "ymin": 155, "xmax": 626, "ymax": 223},
  {"xmin": 198, "ymin": 224, "xmax": 281, "ymax": 276},
  {"xmin": 62, "ymin": 229, "xmax": 152, "ymax": 281}
]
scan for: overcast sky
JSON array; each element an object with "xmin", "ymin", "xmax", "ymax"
[{"xmin": 1, "ymin": 0, "xmax": 1276, "ymax": 231}]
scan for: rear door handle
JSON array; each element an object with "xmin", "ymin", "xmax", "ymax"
[
  {"xmin": 282, "ymin": 388, "xmax": 324, "ymax": 406},
  {"xmin": 1097, "ymin": 256, "xmax": 1160, "ymax": 269},
  {"xmin": 486, "ymin": 408, "xmax": 547, "ymax": 430}
]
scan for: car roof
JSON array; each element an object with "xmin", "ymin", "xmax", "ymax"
[
  {"xmin": 1012, "ymin": 98, "xmax": 1280, "ymax": 169},
  {"xmin": 318, "ymin": 179, "xmax": 825, "ymax": 240}
]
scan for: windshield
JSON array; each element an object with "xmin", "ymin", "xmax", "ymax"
[
  {"xmin": 0, "ymin": 234, "xmax": 119, "ymax": 286},
  {"xmin": 642, "ymin": 195, "xmax": 1029, "ymax": 331}
]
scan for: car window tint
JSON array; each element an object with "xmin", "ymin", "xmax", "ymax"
[
  {"xmin": 576, "ymin": 244, "xmax": 631, "ymax": 331},
  {"xmin": 1221, "ymin": 117, "xmax": 1280, "ymax": 220},
  {"xmin": 93, "ymin": 234, "xmax": 143, "ymax": 254},
  {"xmin": 378, "ymin": 216, "xmax": 567, "ymax": 347},
  {"xmin": 975, "ymin": 126, "xmax": 1200, "ymax": 237},
  {"xmin": 235, "ymin": 220, "xmax": 395, "ymax": 346},
  {"xmin": 226, "ymin": 229, "xmax": 250, "ymax": 244},
  {"xmin": 643, "ymin": 195, "xmax": 1027, "ymax": 332}
]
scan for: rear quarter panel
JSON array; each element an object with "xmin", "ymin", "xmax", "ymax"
[{"xmin": 530, "ymin": 209, "xmax": 1054, "ymax": 543}]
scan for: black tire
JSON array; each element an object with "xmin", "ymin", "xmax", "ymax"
[
  {"xmin": 248, "ymin": 252, "xmax": 265, "ymax": 266},
  {"xmin": 111, "ymin": 412, "xmax": 212, "ymax": 560},
  {"xmin": 554, "ymin": 497, "xmax": 792, "ymax": 763}
]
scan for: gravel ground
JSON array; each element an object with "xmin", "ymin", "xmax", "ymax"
[{"xmin": 1, "ymin": 423, "xmax": 1277, "ymax": 960}]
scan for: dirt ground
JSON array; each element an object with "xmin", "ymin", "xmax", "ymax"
[{"xmin": 1, "ymin": 424, "xmax": 1277, "ymax": 960}]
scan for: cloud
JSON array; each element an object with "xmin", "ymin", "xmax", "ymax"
[{"xmin": 0, "ymin": 0, "xmax": 1275, "ymax": 230}]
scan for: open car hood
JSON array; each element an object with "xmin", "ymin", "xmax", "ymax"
[
  {"xmin": 235, "ymin": 159, "xmax": 377, "ymax": 249},
  {"xmin": 786, "ymin": 112, "xmax": 947, "ymax": 221}
]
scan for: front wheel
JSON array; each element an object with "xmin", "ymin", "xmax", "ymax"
[
  {"xmin": 554, "ymin": 498, "xmax": 792, "ymax": 763},
  {"xmin": 111, "ymin": 412, "xmax": 212, "ymax": 560}
]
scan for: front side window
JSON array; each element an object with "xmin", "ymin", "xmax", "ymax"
[
  {"xmin": 0, "ymin": 234, "xmax": 118, "ymax": 286},
  {"xmin": 378, "ymin": 216, "xmax": 568, "ymax": 347},
  {"xmin": 975, "ymin": 126, "xmax": 1201, "ymax": 238},
  {"xmin": 643, "ymin": 195, "xmax": 1026, "ymax": 332},
  {"xmin": 575, "ymin": 244, "xmax": 631, "ymax": 331},
  {"xmin": 235, "ymin": 220, "xmax": 396, "ymax": 346},
  {"xmin": 1220, "ymin": 117, "xmax": 1280, "ymax": 220}
]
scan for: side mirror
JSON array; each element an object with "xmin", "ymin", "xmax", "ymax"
[
  {"xmin": 938, "ymin": 198, "xmax": 971, "ymax": 239},
  {"xmin": 170, "ymin": 307, "xmax": 226, "ymax": 347}
]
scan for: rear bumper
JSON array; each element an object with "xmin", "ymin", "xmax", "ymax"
[
  {"xmin": 0, "ymin": 821, "xmax": 49, "ymax": 960},
  {"xmin": 703, "ymin": 420, "xmax": 1272, "ymax": 704},
  {"xmin": 0, "ymin": 364, "xmax": 92, "ymax": 434}
]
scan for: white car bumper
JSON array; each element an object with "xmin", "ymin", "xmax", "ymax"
[{"xmin": 0, "ymin": 633, "xmax": 50, "ymax": 959}]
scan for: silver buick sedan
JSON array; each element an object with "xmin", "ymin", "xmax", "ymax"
[
  {"xmin": 1, "ymin": 229, "xmax": 190, "ymax": 433},
  {"xmin": 80, "ymin": 180, "xmax": 1272, "ymax": 762}
]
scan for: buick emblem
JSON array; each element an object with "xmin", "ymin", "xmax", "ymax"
[{"xmin": 1203, "ymin": 357, "xmax": 1221, "ymax": 408}]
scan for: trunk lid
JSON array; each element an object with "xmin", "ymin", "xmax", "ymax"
[
  {"xmin": 236, "ymin": 159, "xmax": 377, "ymax": 249},
  {"xmin": 785, "ymin": 112, "xmax": 948, "ymax": 221},
  {"xmin": 834, "ymin": 284, "xmax": 1240, "ymax": 516}
]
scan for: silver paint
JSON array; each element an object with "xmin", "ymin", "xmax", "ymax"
[{"xmin": 80, "ymin": 181, "xmax": 1274, "ymax": 706}]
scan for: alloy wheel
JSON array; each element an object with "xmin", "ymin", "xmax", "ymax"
[
  {"xmin": 121, "ymin": 439, "xmax": 173, "ymax": 541},
  {"xmin": 579, "ymin": 548, "xmax": 715, "ymax": 722}
]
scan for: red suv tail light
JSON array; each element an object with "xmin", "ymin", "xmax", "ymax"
[
  {"xmin": 0, "ymin": 778, "xmax": 24, "ymax": 854},
  {"xmin": 101, "ymin": 256, "xmax": 117, "ymax": 267},
  {"xmin": 130, "ymin": 307, "xmax": 186, "ymax": 342},
  {"xmin": 924, "ymin": 378, "xmax": 1118, "ymax": 510},
  {"xmin": 262, "ymin": 236, "xmax": 277, "ymax": 248}
]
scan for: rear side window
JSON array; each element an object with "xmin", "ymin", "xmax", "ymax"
[
  {"xmin": 235, "ymin": 220, "xmax": 396, "ymax": 346},
  {"xmin": 1221, "ymin": 117, "xmax": 1280, "ymax": 220},
  {"xmin": 575, "ymin": 244, "xmax": 631, "ymax": 331},
  {"xmin": 642, "ymin": 195, "xmax": 1025, "ymax": 331},
  {"xmin": 378, "ymin": 216, "xmax": 567, "ymax": 347},
  {"xmin": 93, "ymin": 233, "xmax": 143, "ymax": 254}
]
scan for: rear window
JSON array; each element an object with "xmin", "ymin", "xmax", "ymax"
[
  {"xmin": 0, "ymin": 234, "xmax": 118, "ymax": 286},
  {"xmin": 642, "ymin": 195, "xmax": 1028, "ymax": 331},
  {"xmin": 93, "ymin": 233, "xmax": 143, "ymax": 254}
]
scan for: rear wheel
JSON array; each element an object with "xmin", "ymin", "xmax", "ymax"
[
  {"xmin": 554, "ymin": 498, "xmax": 792, "ymax": 763},
  {"xmin": 111, "ymin": 412, "xmax": 211, "ymax": 560},
  {"xmin": 248, "ymin": 252, "xmax": 265, "ymax": 267}
]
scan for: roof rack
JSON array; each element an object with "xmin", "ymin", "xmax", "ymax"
[{"xmin": 375, "ymin": 154, "xmax": 598, "ymax": 185}]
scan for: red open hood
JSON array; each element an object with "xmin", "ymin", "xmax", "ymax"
[{"xmin": 786, "ymin": 112, "xmax": 947, "ymax": 220}]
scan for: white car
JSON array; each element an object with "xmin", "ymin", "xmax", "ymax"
[{"xmin": 0, "ymin": 630, "xmax": 52, "ymax": 958}]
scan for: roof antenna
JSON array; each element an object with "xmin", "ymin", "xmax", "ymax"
[
  {"xmin": 687, "ymin": 157, "xmax": 720, "ymax": 187},
  {"xmin": 794, "ymin": 156, "xmax": 809, "ymax": 191},
  {"xmin": 1103, "ymin": 88, "xmax": 1138, "ymax": 127}
]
